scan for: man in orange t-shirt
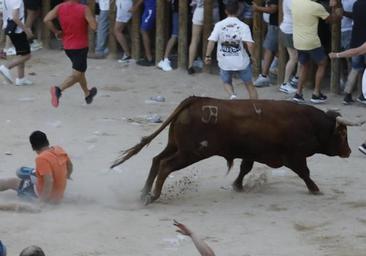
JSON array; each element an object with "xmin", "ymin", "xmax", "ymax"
[{"xmin": 0, "ymin": 131, "xmax": 73, "ymax": 204}]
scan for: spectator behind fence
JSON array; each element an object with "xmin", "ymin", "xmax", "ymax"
[
  {"xmin": 341, "ymin": 0, "xmax": 366, "ymax": 105},
  {"xmin": 291, "ymin": 0, "xmax": 343, "ymax": 104},
  {"xmin": 114, "ymin": 0, "xmax": 133, "ymax": 63},
  {"xmin": 187, "ymin": 0, "xmax": 219, "ymax": 75},
  {"xmin": 252, "ymin": 0, "xmax": 279, "ymax": 87},
  {"xmin": 278, "ymin": 0, "xmax": 300, "ymax": 94},
  {"xmin": 0, "ymin": 0, "xmax": 33, "ymax": 85},
  {"xmin": 19, "ymin": 246, "xmax": 45, "ymax": 256},
  {"xmin": 0, "ymin": 131, "xmax": 73, "ymax": 204},
  {"xmin": 44, "ymin": 0, "xmax": 98, "ymax": 108},
  {"xmin": 88, "ymin": 0, "xmax": 110, "ymax": 59},
  {"xmin": 131, "ymin": 0, "xmax": 156, "ymax": 66},
  {"xmin": 174, "ymin": 220, "xmax": 215, "ymax": 256},
  {"xmin": 157, "ymin": 0, "xmax": 179, "ymax": 71},
  {"xmin": 205, "ymin": 0, "xmax": 258, "ymax": 100}
]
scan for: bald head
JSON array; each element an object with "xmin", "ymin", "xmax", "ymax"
[{"xmin": 19, "ymin": 246, "xmax": 45, "ymax": 256}]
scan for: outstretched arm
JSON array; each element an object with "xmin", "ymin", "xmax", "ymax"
[
  {"xmin": 329, "ymin": 42, "xmax": 366, "ymax": 59},
  {"xmin": 174, "ymin": 220, "xmax": 216, "ymax": 256}
]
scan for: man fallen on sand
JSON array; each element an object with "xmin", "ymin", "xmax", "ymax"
[
  {"xmin": 174, "ymin": 220, "xmax": 216, "ymax": 256},
  {"xmin": 43, "ymin": 0, "xmax": 98, "ymax": 108},
  {"xmin": 0, "ymin": 131, "xmax": 73, "ymax": 205}
]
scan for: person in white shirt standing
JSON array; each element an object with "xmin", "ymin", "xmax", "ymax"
[
  {"xmin": 205, "ymin": 0, "xmax": 258, "ymax": 100},
  {"xmin": 0, "ymin": 0, "xmax": 32, "ymax": 85},
  {"xmin": 278, "ymin": 0, "xmax": 300, "ymax": 94},
  {"xmin": 114, "ymin": 0, "xmax": 133, "ymax": 63}
]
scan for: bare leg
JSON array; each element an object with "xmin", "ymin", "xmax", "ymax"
[
  {"xmin": 5, "ymin": 54, "xmax": 31, "ymax": 70},
  {"xmin": 79, "ymin": 72, "xmax": 90, "ymax": 97},
  {"xmin": 188, "ymin": 24, "xmax": 203, "ymax": 68},
  {"xmin": 141, "ymin": 30, "xmax": 152, "ymax": 61},
  {"xmin": 164, "ymin": 36, "xmax": 177, "ymax": 59},
  {"xmin": 344, "ymin": 68, "xmax": 360, "ymax": 94},
  {"xmin": 25, "ymin": 9, "xmax": 40, "ymax": 35},
  {"xmin": 114, "ymin": 22, "xmax": 131, "ymax": 56},
  {"xmin": 224, "ymin": 83, "xmax": 235, "ymax": 97},
  {"xmin": 284, "ymin": 47, "xmax": 298, "ymax": 83},
  {"xmin": 314, "ymin": 58, "xmax": 328, "ymax": 95},
  {"xmin": 0, "ymin": 178, "xmax": 20, "ymax": 191},
  {"xmin": 244, "ymin": 82, "xmax": 258, "ymax": 99},
  {"xmin": 59, "ymin": 69, "xmax": 82, "ymax": 92},
  {"xmin": 261, "ymin": 49, "xmax": 274, "ymax": 76},
  {"xmin": 297, "ymin": 62, "xmax": 310, "ymax": 95}
]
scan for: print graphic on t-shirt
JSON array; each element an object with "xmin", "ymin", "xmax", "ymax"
[{"xmin": 219, "ymin": 23, "xmax": 243, "ymax": 57}]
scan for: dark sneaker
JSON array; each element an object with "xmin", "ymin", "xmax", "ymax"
[
  {"xmin": 310, "ymin": 93, "xmax": 327, "ymax": 104},
  {"xmin": 343, "ymin": 93, "xmax": 354, "ymax": 105},
  {"xmin": 359, "ymin": 144, "xmax": 366, "ymax": 155},
  {"xmin": 187, "ymin": 67, "xmax": 195, "ymax": 75},
  {"xmin": 357, "ymin": 94, "xmax": 366, "ymax": 104},
  {"xmin": 85, "ymin": 87, "xmax": 97, "ymax": 104},
  {"xmin": 50, "ymin": 86, "xmax": 62, "ymax": 108},
  {"xmin": 293, "ymin": 93, "xmax": 305, "ymax": 103},
  {"xmin": 136, "ymin": 58, "xmax": 154, "ymax": 66}
]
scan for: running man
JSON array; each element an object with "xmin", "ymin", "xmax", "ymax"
[
  {"xmin": 44, "ymin": 0, "xmax": 97, "ymax": 108},
  {"xmin": 0, "ymin": 131, "xmax": 73, "ymax": 204}
]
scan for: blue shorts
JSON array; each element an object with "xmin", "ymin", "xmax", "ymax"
[
  {"xmin": 171, "ymin": 12, "xmax": 179, "ymax": 37},
  {"xmin": 140, "ymin": 7, "xmax": 156, "ymax": 31},
  {"xmin": 220, "ymin": 65, "xmax": 253, "ymax": 85},
  {"xmin": 17, "ymin": 178, "xmax": 37, "ymax": 200},
  {"xmin": 263, "ymin": 25, "xmax": 278, "ymax": 53},
  {"xmin": 351, "ymin": 55, "xmax": 366, "ymax": 70},
  {"xmin": 298, "ymin": 47, "xmax": 327, "ymax": 65}
]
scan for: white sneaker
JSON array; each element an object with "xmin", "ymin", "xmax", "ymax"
[
  {"xmin": 279, "ymin": 83, "xmax": 297, "ymax": 94},
  {"xmin": 30, "ymin": 40, "xmax": 42, "ymax": 52},
  {"xmin": 254, "ymin": 74, "xmax": 270, "ymax": 87},
  {"xmin": 230, "ymin": 94, "xmax": 238, "ymax": 100},
  {"xmin": 117, "ymin": 54, "xmax": 131, "ymax": 64},
  {"xmin": 5, "ymin": 47, "xmax": 16, "ymax": 56},
  {"xmin": 157, "ymin": 59, "xmax": 172, "ymax": 71},
  {"xmin": 15, "ymin": 77, "xmax": 33, "ymax": 86},
  {"xmin": 289, "ymin": 76, "xmax": 299, "ymax": 88},
  {"xmin": 0, "ymin": 65, "xmax": 13, "ymax": 83}
]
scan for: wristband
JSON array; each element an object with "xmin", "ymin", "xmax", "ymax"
[{"xmin": 336, "ymin": 53, "xmax": 340, "ymax": 58}]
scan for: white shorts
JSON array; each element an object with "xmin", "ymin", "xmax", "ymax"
[
  {"xmin": 192, "ymin": 6, "xmax": 219, "ymax": 26},
  {"xmin": 116, "ymin": 0, "xmax": 133, "ymax": 23}
]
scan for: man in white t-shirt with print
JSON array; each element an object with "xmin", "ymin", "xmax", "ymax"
[
  {"xmin": 205, "ymin": 0, "xmax": 258, "ymax": 100},
  {"xmin": 0, "ymin": 0, "xmax": 32, "ymax": 85}
]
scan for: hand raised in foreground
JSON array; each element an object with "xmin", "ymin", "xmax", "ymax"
[{"xmin": 174, "ymin": 219, "xmax": 192, "ymax": 236}]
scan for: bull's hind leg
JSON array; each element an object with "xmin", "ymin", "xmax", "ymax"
[
  {"xmin": 233, "ymin": 160, "xmax": 254, "ymax": 192},
  {"xmin": 141, "ymin": 144, "xmax": 177, "ymax": 200},
  {"xmin": 286, "ymin": 156, "xmax": 320, "ymax": 194},
  {"xmin": 144, "ymin": 151, "xmax": 205, "ymax": 205}
]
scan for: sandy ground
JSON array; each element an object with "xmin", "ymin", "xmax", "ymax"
[{"xmin": 0, "ymin": 49, "xmax": 366, "ymax": 256}]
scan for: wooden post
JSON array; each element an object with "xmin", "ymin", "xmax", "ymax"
[
  {"xmin": 330, "ymin": 10, "xmax": 341, "ymax": 94},
  {"xmin": 253, "ymin": 0, "xmax": 264, "ymax": 77},
  {"xmin": 88, "ymin": 0, "xmax": 96, "ymax": 53},
  {"xmin": 41, "ymin": 0, "xmax": 51, "ymax": 48},
  {"xmin": 202, "ymin": 0, "xmax": 213, "ymax": 72},
  {"xmin": 277, "ymin": 0, "xmax": 286, "ymax": 85},
  {"xmin": 131, "ymin": 0, "xmax": 141, "ymax": 60},
  {"xmin": 108, "ymin": 0, "xmax": 118, "ymax": 59},
  {"xmin": 178, "ymin": 0, "xmax": 188, "ymax": 69},
  {"xmin": 155, "ymin": 0, "xmax": 168, "ymax": 63}
]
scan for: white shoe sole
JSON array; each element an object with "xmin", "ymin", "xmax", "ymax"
[
  {"xmin": 357, "ymin": 98, "xmax": 366, "ymax": 104},
  {"xmin": 293, "ymin": 97, "xmax": 305, "ymax": 103},
  {"xmin": 310, "ymin": 99, "xmax": 327, "ymax": 104},
  {"xmin": 0, "ymin": 69, "xmax": 13, "ymax": 84},
  {"xmin": 359, "ymin": 146, "xmax": 366, "ymax": 155}
]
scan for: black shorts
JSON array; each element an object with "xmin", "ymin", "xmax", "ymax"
[
  {"xmin": 65, "ymin": 48, "xmax": 89, "ymax": 72},
  {"xmin": 8, "ymin": 32, "xmax": 31, "ymax": 56},
  {"xmin": 24, "ymin": 0, "xmax": 42, "ymax": 10}
]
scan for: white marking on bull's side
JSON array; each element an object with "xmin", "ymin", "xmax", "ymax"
[
  {"xmin": 200, "ymin": 141, "xmax": 208, "ymax": 147},
  {"xmin": 201, "ymin": 105, "xmax": 218, "ymax": 124},
  {"xmin": 253, "ymin": 103, "xmax": 262, "ymax": 115}
]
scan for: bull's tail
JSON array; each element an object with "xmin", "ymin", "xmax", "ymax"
[{"xmin": 111, "ymin": 96, "xmax": 199, "ymax": 168}]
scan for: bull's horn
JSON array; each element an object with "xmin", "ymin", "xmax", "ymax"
[{"xmin": 336, "ymin": 116, "xmax": 366, "ymax": 126}]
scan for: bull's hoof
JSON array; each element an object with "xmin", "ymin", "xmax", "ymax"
[
  {"xmin": 232, "ymin": 183, "xmax": 244, "ymax": 192},
  {"xmin": 142, "ymin": 193, "xmax": 154, "ymax": 206},
  {"xmin": 309, "ymin": 190, "xmax": 323, "ymax": 196}
]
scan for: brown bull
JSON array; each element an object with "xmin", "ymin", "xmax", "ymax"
[{"xmin": 112, "ymin": 97, "xmax": 364, "ymax": 205}]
